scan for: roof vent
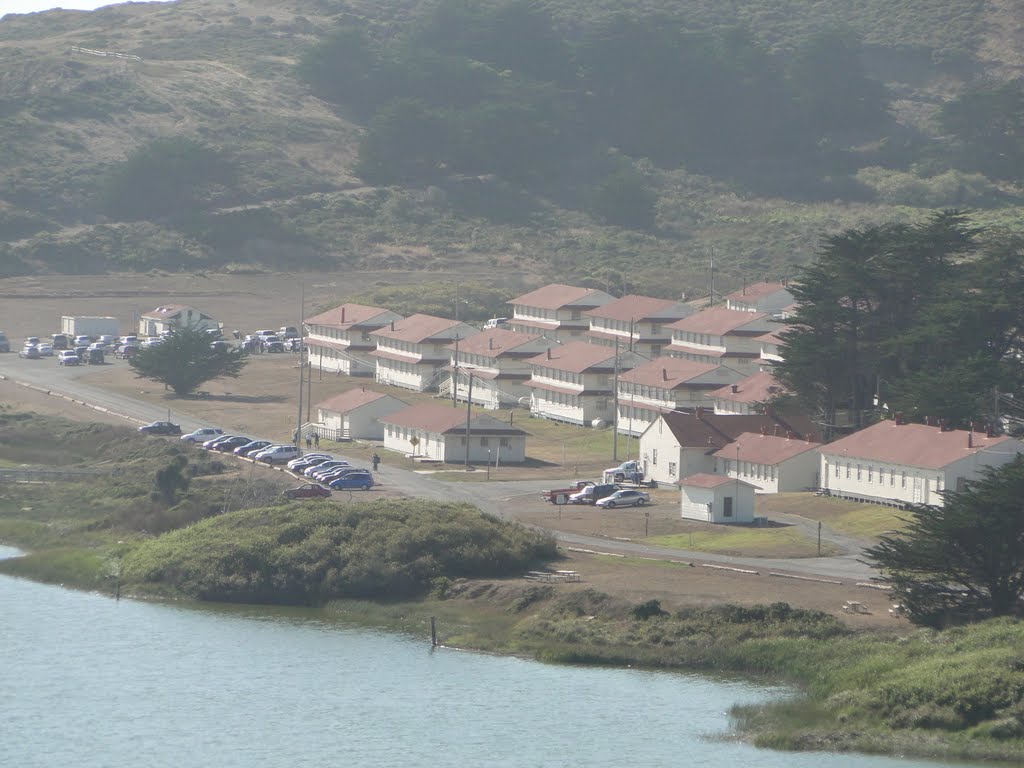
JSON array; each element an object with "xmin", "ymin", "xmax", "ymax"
[
  {"xmin": 546, "ymin": 348, "xmax": 552, "ymax": 359},
  {"xmin": 390, "ymin": 320, "xmax": 395, "ymax": 331},
  {"xmin": 731, "ymin": 384, "xmax": 739, "ymax": 393},
  {"xmin": 341, "ymin": 307, "xmax": 346, "ymax": 323}
]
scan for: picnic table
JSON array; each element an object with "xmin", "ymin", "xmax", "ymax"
[
  {"xmin": 525, "ymin": 570, "xmax": 581, "ymax": 583},
  {"xmin": 842, "ymin": 600, "xmax": 870, "ymax": 615}
]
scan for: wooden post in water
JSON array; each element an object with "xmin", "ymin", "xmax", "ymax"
[{"xmin": 430, "ymin": 616, "xmax": 437, "ymax": 647}]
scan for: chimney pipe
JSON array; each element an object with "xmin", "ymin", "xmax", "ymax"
[
  {"xmin": 488, "ymin": 337, "xmax": 493, "ymax": 350},
  {"xmin": 341, "ymin": 306, "xmax": 346, "ymax": 323},
  {"xmin": 546, "ymin": 348, "xmax": 552, "ymax": 359},
  {"xmin": 662, "ymin": 368, "xmax": 668, "ymax": 381},
  {"xmin": 731, "ymin": 384, "xmax": 739, "ymax": 393},
  {"xmin": 390, "ymin": 320, "xmax": 395, "ymax": 331}
]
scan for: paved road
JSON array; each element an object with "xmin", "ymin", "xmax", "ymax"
[{"xmin": 0, "ymin": 353, "xmax": 875, "ymax": 582}]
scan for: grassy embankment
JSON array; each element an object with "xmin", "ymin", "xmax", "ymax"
[{"xmin": 2, "ymin": 411, "xmax": 1023, "ymax": 762}]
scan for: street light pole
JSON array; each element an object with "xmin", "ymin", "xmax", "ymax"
[
  {"xmin": 612, "ymin": 341, "xmax": 620, "ymax": 462},
  {"xmin": 464, "ymin": 371, "xmax": 474, "ymax": 469}
]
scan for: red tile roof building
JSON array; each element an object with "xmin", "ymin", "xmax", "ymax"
[
  {"xmin": 820, "ymin": 419, "xmax": 1023, "ymax": 507},
  {"xmin": 305, "ymin": 303, "xmax": 404, "ymax": 376},
  {"xmin": 380, "ymin": 402, "xmax": 529, "ymax": 463},
  {"xmin": 370, "ymin": 315, "xmax": 479, "ymax": 392},
  {"xmin": 585, "ymin": 294, "xmax": 694, "ymax": 357},
  {"xmin": 507, "ymin": 284, "xmax": 615, "ymax": 341},
  {"xmin": 724, "ymin": 282, "xmax": 794, "ymax": 315},
  {"xmin": 712, "ymin": 432, "xmax": 822, "ymax": 493},
  {"xmin": 665, "ymin": 307, "xmax": 778, "ymax": 373},
  {"xmin": 710, "ymin": 371, "xmax": 788, "ymax": 415},
  {"xmin": 315, "ymin": 387, "xmax": 409, "ymax": 440},
  {"xmin": 445, "ymin": 329, "xmax": 556, "ymax": 410}
]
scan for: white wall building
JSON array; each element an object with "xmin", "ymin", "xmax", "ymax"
[
  {"xmin": 507, "ymin": 283, "xmax": 615, "ymax": 342},
  {"xmin": 756, "ymin": 327, "xmax": 786, "ymax": 370},
  {"xmin": 616, "ymin": 358, "xmax": 745, "ymax": 436},
  {"xmin": 711, "ymin": 371, "xmax": 788, "ymax": 416},
  {"xmin": 316, "ymin": 387, "xmax": 409, "ymax": 440},
  {"xmin": 679, "ymin": 473, "xmax": 758, "ymax": 524},
  {"xmin": 713, "ymin": 431, "xmax": 822, "ymax": 494},
  {"xmin": 370, "ymin": 314, "xmax": 479, "ymax": 393},
  {"xmin": 305, "ymin": 303, "xmax": 404, "ymax": 376},
  {"xmin": 725, "ymin": 282, "xmax": 794, "ymax": 316},
  {"xmin": 639, "ymin": 409, "xmax": 804, "ymax": 486},
  {"xmin": 525, "ymin": 341, "xmax": 644, "ymax": 427},
  {"xmin": 820, "ymin": 417, "xmax": 1024, "ymax": 506},
  {"xmin": 381, "ymin": 402, "xmax": 529, "ymax": 464},
  {"xmin": 447, "ymin": 329, "xmax": 556, "ymax": 409},
  {"xmin": 585, "ymin": 295, "xmax": 695, "ymax": 358},
  {"xmin": 665, "ymin": 307, "xmax": 777, "ymax": 374},
  {"xmin": 138, "ymin": 304, "xmax": 218, "ymax": 336}
]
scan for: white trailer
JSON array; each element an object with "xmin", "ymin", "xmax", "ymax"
[{"xmin": 60, "ymin": 316, "xmax": 120, "ymax": 339}]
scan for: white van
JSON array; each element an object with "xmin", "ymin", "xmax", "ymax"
[
  {"xmin": 253, "ymin": 445, "xmax": 301, "ymax": 464},
  {"xmin": 483, "ymin": 317, "xmax": 510, "ymax": 330}
]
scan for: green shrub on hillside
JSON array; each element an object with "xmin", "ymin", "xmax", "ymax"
[{"xmin": 121, "ymin": 500, "xmax": 557, "ymax": 604}]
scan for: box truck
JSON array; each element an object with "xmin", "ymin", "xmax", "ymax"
[{"xmin": 60, "ymin": 316, "xmax": 120, "ymax": 339}]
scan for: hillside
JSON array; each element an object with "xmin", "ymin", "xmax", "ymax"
[{"xmin": 1, "ymin": 0, "xmax": 1022, "ymax": 299}]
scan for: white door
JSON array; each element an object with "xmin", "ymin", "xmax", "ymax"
[{"xmin": 912, "ymin": 476, "xmax": 923, "ymax": 503}]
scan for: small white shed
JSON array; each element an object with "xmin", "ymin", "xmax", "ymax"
[
  {"xmin": 316, "ymin": 388, "xmax": 409, "ymax": 440},
  {"xmin": 679, "ymin": 473, "xmax": 758, "ymax": 524}
]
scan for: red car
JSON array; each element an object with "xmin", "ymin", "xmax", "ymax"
[{"xmin": 282, "ymin": 483, "xmax": 332, "ymax": 500}]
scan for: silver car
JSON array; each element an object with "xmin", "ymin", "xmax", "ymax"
[{"xmin": 595, "ymin": 489, "xmax": 651, "ymax": 508}]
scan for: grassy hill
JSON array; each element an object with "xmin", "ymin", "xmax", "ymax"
[{"xmin": 1, "ymin": 0, "xmax": 1021, "ymax": 299}]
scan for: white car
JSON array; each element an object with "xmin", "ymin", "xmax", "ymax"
[
  {"xmin": 253, "ymin": 445, "xmax": 301, "ymax": 464},
  {"xmin": 595, "ymin": 489, "xmax": 651, "ymax": 509},
  {"xmin": 181, "ymin": 428, "xmax": 225, "ymax": 443},
  {"xmin": 57, "ymin": 350, "xmax": 81, "ymax": 366},
  {"xmin": 74, "ymin": 335, "xmax": 91, "ymax": 346},
  {"xmin": 36, "ymin": 343, "xmax": 54, "ymax": 356}
]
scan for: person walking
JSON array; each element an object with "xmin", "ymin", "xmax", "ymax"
[
  {"xmin": 313, "ymin": 433, "xmax": 320, "ymax": 449},
  {"xmin": 305, "ymin": 434, "xmax": 312, "ymax": 450},
  {"xmin": 371, "ymin": 452, "xmax": 380, "ymax": 472}
]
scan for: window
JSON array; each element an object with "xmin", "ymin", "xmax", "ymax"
[
  {"xmin": 834, "ymin": 461, "xmax": 839, "ymax": 478},
  {"xmin": 460, "ymin": 437, "xmax": 466, "ymax": 445},
  {"xmin": 480, "ymin": 437, "xmax": 489, "ymax": 447},
  {"xmin": 652, "ymin": 448, "xmax": 658, "ymax": 466},
  {"xmin": 723, "ymin": 496, "xmax": 733, "ymax": 518},
  {"xmin": 856, "ymin": 464, "xmax": 862, "ymax": 481},
  {"xmin": 846, "ymin": 463, "xmax": 850, "ymax": 479},
  {"xmin": 956, "ymin": 476, "xmax": 967, "ymax": 492},
  {"xmin": 499, "ymin": 438, "xmax": 510, "ymax": 448},
  {"xmin": 868, "ymin": 466, "xmax": 873, "ymax": 483},
  {"xmin": 890, "ymin": 469, "xmax": 895, "ymax": 486},
  {"xmin": 901, "ymin": 471, "xmax": 906, "ymax": 488},
  {"xmin": 668, "ymin": 462, "xmax": 677, "ymax": 477}
]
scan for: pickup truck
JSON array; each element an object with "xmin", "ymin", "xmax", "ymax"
[
  {"xmin": 541, "ymin": 480, "xmax": 594, "ymax": 505},
  {"xmin": 602, "ymin": 460, "xmax": 643, "ymax": 484}
]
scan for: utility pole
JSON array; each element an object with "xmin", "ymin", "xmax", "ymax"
[
  {"xmin": 295, "ymin": 282, "xmax": 305, "ymax": 447},
  {"xmin": 464, "ymin": 371, "xmax": 474, "ymax": 469},
  {"xmin": 452, "ymin": 335, "xmax": 459, "ymax": 407},
  {"xmin": 709, "ymin": 247, "xmax": 715, "ymax": 306},
  {"xmin": 306, "ymin": 359, "xmax": 312, "ymax": 424},
  {"xmin": 612, "ymin": 341, "xmax": 620, "ymax": 462},
  {"xmin": 454, "ymin": 280, "xmax": 461, "ymax": 323}
]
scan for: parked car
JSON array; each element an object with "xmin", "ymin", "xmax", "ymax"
[
  {"xmin": 24, "ymin": 336, "xmax": 40, "ymax": 347},
  {"xmin": 279, "ymin": 326, "xmax": 299, "ymax": 339},
  {"xmin": 282, "ymin": 483, "xmax": 332, "ymax": 500},
  {"xmin": 85, "ymin": 348, "xmax": 105, "ymax": 365},
  {"xmin": 57, "ymin": 350, "xmax": 81, "ymax": 366},
  {"xmin": 254, "ymin": 329, "xmax": 276, "ymax": 339},
  {"xmin": 139, "ymin": 421, "xmax": 183, "ymax": 436},
  {"xmin": 97, "ymin": 335, "xmax": 116, "ymax": 346},
  {"xmin": 210, "ymin": 340, "xmax": 232, "ymax": 354},
  {"xmin": 569, "ymin": 483, "xmax": 621, "ymax": 505},
  {"xmin": 203, "ymin": 434, "xmax": 239, "ymax": 449},
  {"xmin": 120, "ymin": 335, "xmax": 139, "ymax": 346},
  {"xmin": 141, "ymin": 337, "xmax": 163, "ymax": 348},
  {"xmin": 328, "ymin": 472, "xmax": 374, "ymax": 491},
  {"xmin": 287, "ymin": 455, "xmax": 333, "ymax": 471},
  {"xmin": 483, "ymin": 317, "xmax": 510, "ymax": 330},
  {"xmin": 306, "ymin": 460, "xmax": 350, "ymax": 479},
  {"xmin": 595, "ymin": 489, "xmax": 651, "ymax": 508},
  {"xmin": 0, "ymin": 332, "xmax": 10, "ymax": 353},
  {"xmin": 73, "ymin": 335, "xmax": 91, "ymax": 347},
  {"xmin": 117, "ymin": 344, "xmax": 139, "ymax": 359},
  {"xmin": 210, "ymin": 435, "xmax": 253, "ymax": 452},
  {"xmin": 318, "ymin": 466, "xmax": 367, "ymax": 484},
  {"xmin": 73, "ymin": 346, "xmax": 89, "ymax": 360},
  {"xmin": 181, "ymin": 428, "xmax": 225, "ymax": 443},
  {"xmin": 36, "ymin": 343, "xmax": 54, "ymax": 357},
  {"xmin": 234, "ymin": 440, "xmax": 273, "ymax": 457},
  {"xmin": 253, "ymin": 445, "xmax": 301, "ymax": 464},
  {"xmin": 19, "ymin": 345, "xmax": 41, "ymax": 359},
  {"xmin": 51, "ymin": 334, "xmax": 69, "ymax": 350}
]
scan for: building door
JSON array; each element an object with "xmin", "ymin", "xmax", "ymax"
[
  {"xmin": 913, "ymin": 476, "xmax": 923, "ymax": 503},
  {"xmin": 723, "ymin": 496, "xmax": 733, "ymax": 519}
]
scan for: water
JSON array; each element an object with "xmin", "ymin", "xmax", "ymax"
[{"xmin": 0, "ymin": 546, "xmax": 965, "ymax": 767}]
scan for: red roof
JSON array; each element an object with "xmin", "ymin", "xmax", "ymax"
[
  {"xmin": 305, "ymin": 303, "xmax": 395, "ymax": 329},
  {"xmin": 317, "ymin": 388, "xmax": 403, "ymax": 413},
  {"xmin": 619, "ymin": 357, "xmax": 730, "ymax": 389},
  {"xmin": 525, "ymin": 340, "xmax": 620, "ymax": 374},
  {"xmin": 710, "ymin": 371, "xmax": 787, "ymax": 404},
  {"xmin": 448, "ymin": 329, "xmax": 546, "ymax": 358},
  {"xmin": 667, "ymin": 307, "xmax": 768, "ymax": 335},
  {"xmin": 725, "ymin": 282, "xmax": 789, "ymax": 302},
  {"xmin": 713, "ymin": 432, "xmax": 821, "ymax": 465},
  {"xmin": 380, "ymin": 402, "xmax": 529, "ymax": 435},
  {"xmin": 655, "ymin": 409, "xmax": 804, "ymax": 449},
  {"xmin": 822, "ymin": 421, "xmax": 1017, "ymax": 470},
  {"xmin": 585, "ymin": 295, "xmax": 692, "ymax": 323},
  {"xmin": 371, "ymin": 314, "xmax": 474, "ymax": 344},
  {"xmin": 509, "ymin": 284, "xmax": 608, "ymax": 310},
  {"xmin": 679, "ymin": 472, "xmax": 759, "ymax": 490}
]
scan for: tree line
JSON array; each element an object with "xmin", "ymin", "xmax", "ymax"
[{"xmin": 297, "ymin": 1, "xmax": 1022, "ymax": 217}]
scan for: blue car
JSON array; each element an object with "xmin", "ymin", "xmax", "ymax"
[{"xmin": 328, "ymin": 472, "xmax": 374, "ymax": 491}]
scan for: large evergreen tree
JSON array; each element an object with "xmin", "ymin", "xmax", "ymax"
[
  {"xmin": 865, "ymin": 458, "xmax": 1024, "ymax": 627},
  {"xmin": 130, "ymin": 325, "xmax": 248, "ymax": 397}
]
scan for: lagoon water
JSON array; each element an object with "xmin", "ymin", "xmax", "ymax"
[{"xmin": 0, "ymin": 546, "xmax": 967, "ymax": 768}]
